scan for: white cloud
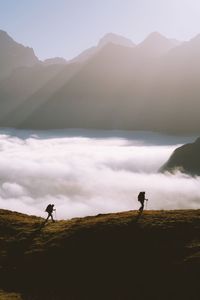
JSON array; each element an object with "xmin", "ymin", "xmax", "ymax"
[{"xmin": 0, "ymin": 130, "xmax": 199, "ymax": 219}]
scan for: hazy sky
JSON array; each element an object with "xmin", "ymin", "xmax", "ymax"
[{"xmin": 0, "ymin": 0, "xmax": 200, "ymax": 60}]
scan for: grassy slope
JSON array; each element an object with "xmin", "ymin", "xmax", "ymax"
[
  {"xmin": 0, "ymin": 209, "xmax": 200, "ymax": 300},
  {"xmin": 0, "ymin": 290, "xmax": 21, "ymax": 300}
]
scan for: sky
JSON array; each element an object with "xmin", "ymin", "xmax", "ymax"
[{"xmin": 0, "ymin": 0, "xmax": 200, "ymax": 60}]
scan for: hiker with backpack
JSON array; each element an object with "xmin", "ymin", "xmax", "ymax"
[
  {"xmin": 45, "ymin": 204, "xmax": 56, "ymax": 222},
  {"xmin": 138, "ymin": 192, "xmax": 148, "ymax": 212}
]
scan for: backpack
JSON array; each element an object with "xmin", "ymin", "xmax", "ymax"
[
  {"xmin": 45, "ymin": 204, "xmax": 53, "ymax": 213},
  {"xmin": 138, "ymin": 192, "xmax": 144, "ymax": 202}
]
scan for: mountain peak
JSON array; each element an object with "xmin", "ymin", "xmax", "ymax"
[
  {"xmin": 43, "ymin": 57, "xmax": 67, "ymax": 65},
  {"xmin": 0, "ymin": 29, "xmax": 15, "ymax": 45},
  {"xmin": 98, "ymin": 33, "xmax": 135, "ymax": 48},
  {"xmin": 147, "ymin": 31, "xmax": 166, "ymax": 40},
  {"xmin": 141, "ymin": 32, "xmax": 170, "ymax": 45},
  {"xmin": 137, "ymin": 32, "xmax": 179, "ymax": 56},
  {"xmin": 0, "ymin": 29, "xmax": 39, "ymax": 80},
  {"xmin": 0, "ymin": 29, "xmax": 10, "ymax": 37},
  {"xmin": 0, "ymin": 29, "xmax": 31, "ymax": 50}
]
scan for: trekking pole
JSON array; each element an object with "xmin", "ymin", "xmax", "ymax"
[{"xmin": 145, "ymin": 199, "xmax": 148, "ymax": 210}]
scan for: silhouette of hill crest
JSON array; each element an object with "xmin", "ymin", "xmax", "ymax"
[
  {"xmin": 161, "ymin": 137, "xmax": 200, "ymax": 175},
  {"xmin": 0, "ymin": 209, "xmax": 199, "ymax": 299}
]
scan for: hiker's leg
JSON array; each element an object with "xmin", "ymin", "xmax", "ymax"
[
  {"xmin": 139, "ymin": 202, "xmax": 144, "ymax": 212},
  {"xmin": 46, "ymin": 214, "xmax": 50, "ymax": 222},
  {"xmin": 50, "ymin": 213, "xmax": 55, "ymax": 222}
]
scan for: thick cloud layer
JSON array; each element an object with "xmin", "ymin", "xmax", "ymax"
[{"xmin": 0, "ymin": 130, "xmax": 199, "ymax": 219}]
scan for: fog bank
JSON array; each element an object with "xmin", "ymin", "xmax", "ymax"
[{"xmin": 0, "ymin": 130, "xmax": 199, "ymax": 219}]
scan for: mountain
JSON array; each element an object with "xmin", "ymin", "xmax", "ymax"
[
  {"xmin": 160, "ymin": 137, "xmax": 200, "ymax": 175},
  {"xmin": 0, "ymin": 209, "xmax": 199, "ymax": 299},
  {"xmin": 0, "ymin": 31, "xmax": 81, "ymax": 127},
  {"xmin": 0, "ymin": 30, "xmax": 39, "ymax": 80},
  {"xmin": 0, "ymin": 63, "xmax": 67, "ymax": 122},
  {"xmin": 136, "ymin": 32, "xmax": 181, "ymax": 57},
  {"xmin": 2, "ymin": 30, "xmax": 200, "ymax": 133},
  {"xmin": 71, "ymin": 46, "xmax": 97, "ymax": 63},
  {"xmin": 0, "ymin": 62, "xmax": 81, "ymax": 127},
  {"xmin": 43, "ymin": 57, "xmax": 67, "ymax": 65},
  {"xmin": 71, "ymin": 32, "xmax": 135, "ymax": 63},
  {"xmin": 17, "ymin": 43, "xmax": 139, "ymax": 129},
  {"xmin": 98, "ymin": 32, "xmax": 135, "ymax": 48},
  {"xmin": 144, "ymin": 34, "xmax": 200, "ymax": 134},
  {"xmin": 17, "ymin": 38, "xmax": 182, "ymax": 131}
]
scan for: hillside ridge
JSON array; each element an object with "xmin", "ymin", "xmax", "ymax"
[{"xmin": 0, "ymin": 208, "xmax": 199, "ymax": 299}]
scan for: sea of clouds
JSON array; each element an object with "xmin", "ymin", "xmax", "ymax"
[{"xmin": 0, "ymin": 129, "xmax": 199, "ymax": 219}]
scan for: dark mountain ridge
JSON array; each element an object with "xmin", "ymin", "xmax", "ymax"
[{"xmin": 161, "ymin": 137, "xmax": 200, "ymax": 175}]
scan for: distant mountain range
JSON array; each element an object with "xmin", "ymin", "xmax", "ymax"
[{"xmin": 0, "ymin": 29, "xmax": 200, "ymax": 133}]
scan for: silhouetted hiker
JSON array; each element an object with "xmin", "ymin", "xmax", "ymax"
[
  {"xmin": 138, "ymin": 192, "xmax": 148, "ymax": 212},
  {"xmin": 45, "ymin": 204, "xmax": 55, "ymax": 222}
]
